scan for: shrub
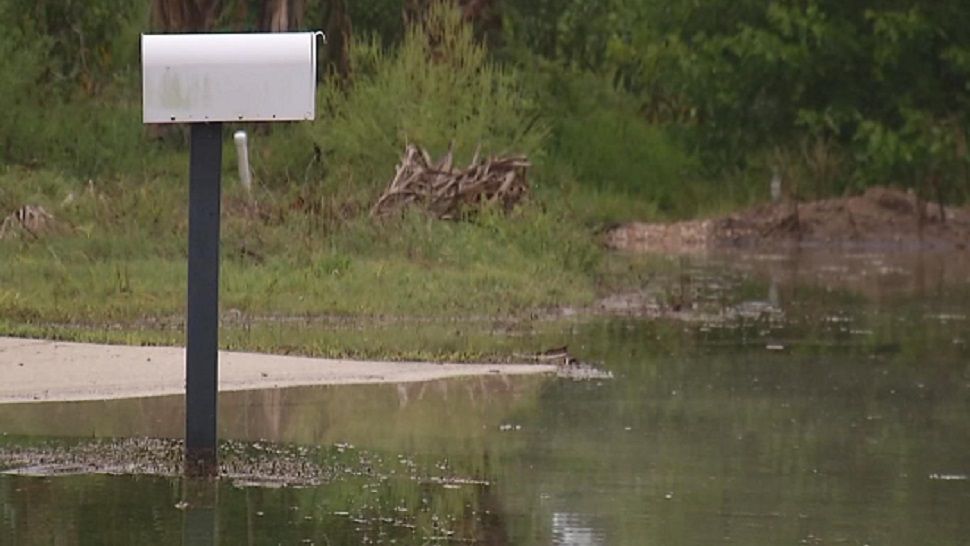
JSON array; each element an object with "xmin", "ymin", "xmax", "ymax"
[
  {"xmin": 534, "ymin": 67, "xmax": 701, "ymax": 217},
  {"xmin": 307, "ymin": 1, "xmax": 545, "ymax": 206},
  {"xmin": 0, "ymin": 25, "xmax": 49, "ymax": 165},
  {"xmin": 0, "ymin": 1, "xmax": 152, "ymax": 177}
]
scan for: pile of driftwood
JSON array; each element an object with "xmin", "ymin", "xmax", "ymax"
[
  {"xmin": 371, "ymin": 144, "xmax": 530, "ymax": 219},
  {"xmin": 0, "ymin": 205, "xmax": 61, "ymax": 240}
]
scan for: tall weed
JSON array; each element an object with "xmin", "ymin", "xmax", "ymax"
[{"xmin": 0, "ymin": 26, "xmax": 49, "ymax": 164}]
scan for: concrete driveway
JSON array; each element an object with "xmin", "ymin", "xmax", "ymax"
[{"xmin": 0, "ymin": 337, "xmax": 555, "ymax": 403}]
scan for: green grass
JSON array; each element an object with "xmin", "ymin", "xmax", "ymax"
[
  {"xmin": 0, "ymin": 161, "xmax": 630, "ymax": 360},
  {"xmin": 0, "ymin": 314, "xmax": 585, "ymax": 363},
  {"xmin": 0, "ymin": 168, "xmax": 602, "ymax": 320}
]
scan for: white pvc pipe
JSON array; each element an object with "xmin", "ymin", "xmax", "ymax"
[
  {"xmin": 233, "ymin": 130, "xmax": 252, "ymax": 194},
  {"xmin": 770, "ymin": 168, "xmax": 782, "ymax": 204}
]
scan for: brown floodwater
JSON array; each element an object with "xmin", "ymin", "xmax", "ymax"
[{"xmin": 1, "ymin": 250, "xmax": 968, "ymax": 545}]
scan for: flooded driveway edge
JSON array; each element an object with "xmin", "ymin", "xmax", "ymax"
[{"xmin": 0, "ymin": 336, "xmax": 557, "ymax": 404}]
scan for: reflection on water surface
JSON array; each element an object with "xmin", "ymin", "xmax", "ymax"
[{"xmin": 1, "ymin": 251, "xmax": 968, "ymax": 545}]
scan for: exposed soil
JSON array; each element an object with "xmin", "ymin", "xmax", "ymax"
[{"xmin": 607, "ymin": 187, "xmax": 970, "ymax": 253}]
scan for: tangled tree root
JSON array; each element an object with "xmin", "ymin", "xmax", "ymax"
[{"xmin": 372, "ymin": 144, "xmax": 530, "ymax": 219}]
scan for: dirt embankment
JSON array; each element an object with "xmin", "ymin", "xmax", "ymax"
[{"xmin": 607, "ymin": 187, "xmax": 970, "ymax": 253}]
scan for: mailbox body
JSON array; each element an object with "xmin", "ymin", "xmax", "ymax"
[{"xmin": 142, "ymin": 33, "xmax": 317, "ymax": 124}]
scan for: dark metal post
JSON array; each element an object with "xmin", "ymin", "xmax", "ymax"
[{"xmin": 185, "ymin": 122, "xmax": 223, "ymax": 478}]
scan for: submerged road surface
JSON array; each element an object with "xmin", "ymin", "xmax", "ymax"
[{"xmin": 0, "ymin": 337, "xmax": 555, "ymax": 403}]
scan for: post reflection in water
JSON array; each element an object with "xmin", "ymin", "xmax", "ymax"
[
  {"xmin": 551, "ymin": 512, "xmax": 604, "ymax": 546},
  {"xmin": 182, "ymin": 480, "xmax": 217, "ymax": 546}
]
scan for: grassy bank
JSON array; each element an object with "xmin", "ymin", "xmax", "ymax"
[
  {"xmin": 0, "ymin": 159, "xmax": 709, "ymax": 310},
  {"xmin": 0, "ymin": 158, "xmax": 666, "ymax": 359},
  {"xmin": 0, "ymin": 165, "xmax": 607, "ymax": 322}
]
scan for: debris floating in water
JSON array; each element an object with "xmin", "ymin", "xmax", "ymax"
[
  {"xmin": 422, "ymin": 476, "xmax": 490, "ymax": 488},
  {"xmin": 556, "ymin": 363, "xmax": 614, "ymax": 381},
  {"xmin": 517, "ymin": 345, "xmax": 614, "ymax": 381},
  {"xmin": 925, "ymin": 313, "xmax": 967, "ymax": 322},
  {"xmin": 0, "ymin": 437, "xmax": 333, "ymax": 487},
  {"xmin": 929, "ymin": 473, "xmax": 968, "ymax": 481}
]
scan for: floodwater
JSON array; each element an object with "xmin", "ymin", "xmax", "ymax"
[{"xmin": 1, "ymin": 250, "xmax": 969, "ymax": 545}]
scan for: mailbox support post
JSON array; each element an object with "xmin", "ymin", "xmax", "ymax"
[
  {"xmin": 185, "ymin": 122, "xmax": 223, "ymax": 478},
  {"xmin": 142, "ymin": 31, "xmax": 322, "ymax": 479}
]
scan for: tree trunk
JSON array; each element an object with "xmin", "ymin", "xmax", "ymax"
[
  {"xmin": 324, "ymin": 0, "xmax": 353, "ymax": 83},
  {"xmin": 151, "ymin": 0, "xmax": 221, "ymax": 32},
  {"xmin": 261, "ymin": 0, "xmax": 305, "ymax": 32},
  {"xmin": 459, "ymin": 0, "xmax": 495, "ymax": 22},
  {"xmin": 403, "ymin": 0, "xmax": 424, "ymax": 27},
  {"xmin": 403, "ymin": 0, "xmax": 502, "ymax": 49},
  {"xmin": 404, "ymin": 0, "xmax": 498, "ymax": 26}
]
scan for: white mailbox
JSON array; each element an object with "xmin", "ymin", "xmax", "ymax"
[{"xmin": 142, "ymin": 32, "xmax": 319, "ymax": 124}]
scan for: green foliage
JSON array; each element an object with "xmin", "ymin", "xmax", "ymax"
[
  {"xmin": 505, "ymin": 0, "xmax": 970, "ymax": 202},
  {"xmin": 5, "ymin": 0, "xmax": 969, "ymax": 236},
  {"xmin": 849, "ymin": 6, "xmax": 970, "ymax": 198},
  {"xmin": 642, "ymin": 1, "xmax": 970, "ymax": 199},
  {"xmin": 0, "ymin": 24, "xmax": 47, "ymax": 163},
  {"xmin": 0, "ymin": 1, "xmax": 153, "ymax": 176},
  {"xmin": 308, "ymin": 1, "xmax": 545, "ymax": 204},
  {"xmin": 347, "ymin": 0, "xmax": 406, "ymax": 46},
  {"xmin": 533, "ymin": 67, "xmax": 699, "ymax": 216},
  {"xmin": 0, "ymin": 0, "xmax": 145, "ymax": 95},
  {"xmin": 502, "ymin": 0, "xmax": 659, "ymax": 78}
]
